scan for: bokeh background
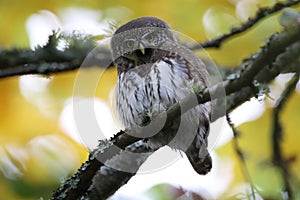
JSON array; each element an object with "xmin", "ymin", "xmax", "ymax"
[{"xmin": 0, "ymin": 0, "xmax": 300, "ymax": 199}]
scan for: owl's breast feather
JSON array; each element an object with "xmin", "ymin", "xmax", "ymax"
[{"xmin": 116, "ymin": 59, "xmax": 197, "ymax": 129}]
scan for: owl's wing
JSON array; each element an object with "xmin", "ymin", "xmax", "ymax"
[{"xmin": 154, "ymin": 50, "xmax": 212, "ymax": 175}]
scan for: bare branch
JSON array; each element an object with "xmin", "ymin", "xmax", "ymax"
[
  {"xmin": 226, "ymin": 114, "xmax": 256, "ymax": 199},
  {"xmin": 272, "ymin": 73, "xmax": 300, "ymax": 199},
  {"xmin": 52, "ymin": 22, "xmax": 300, "ymax": 199},
  {"xmin": 191, "ymin": 0, "xmax": 300, "ymax": 49}
]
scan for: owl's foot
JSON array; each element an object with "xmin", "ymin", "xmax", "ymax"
[{"xmin": 136, "ymin": 112, "xmax": 151, "ymax": 126}]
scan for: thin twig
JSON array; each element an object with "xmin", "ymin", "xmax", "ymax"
[
  {"xmin": 272, "ymin": 73, "xmax": 300, "ymax": 199},
  {"xmin": 226, "ymin": 115, "xmax": 256, "ymax": 200},
  {"xmin": 190, "ymin": 0, "xmax": 300, "ymax": 50}
]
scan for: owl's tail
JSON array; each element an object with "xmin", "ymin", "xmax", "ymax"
[
  {"xmin": 186, "ymin": 145, "xmax": 212, "ymax": 175},
  {"xmin": 185, "ymin": 121, "xmax": 212, "ymax": 175}
]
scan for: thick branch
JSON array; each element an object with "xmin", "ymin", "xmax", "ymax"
[
  {"xmin": 52, "ymin": 23, "xmax": 300, "ymax": 199},
  {"xmin": 51, "ymin": 131, "xmax": 141, "ymax": 199},
  {"xmin": 87, "ymin": 141, "xmax": 153, "ymax": 199}
]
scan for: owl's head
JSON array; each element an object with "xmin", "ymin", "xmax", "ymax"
[{"xmin": 111, "ymin": 17, "xmax": 176, "ymax": 72}]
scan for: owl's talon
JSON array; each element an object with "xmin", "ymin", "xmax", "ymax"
[{"xmin": 139, "ymin": 114, "xmax": 151, "ymax": 126}]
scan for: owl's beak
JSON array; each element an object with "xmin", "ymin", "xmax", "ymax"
[{"xmin": 139, "ymin": 43, "xmax": 145, "ymax": 55}]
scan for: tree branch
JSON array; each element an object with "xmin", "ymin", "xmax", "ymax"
[
  {"xmin": 226, "ymin": 114, "xmax": 256, "ymax": 199},
  {"xmin": 272, "ymin": 73, "xmax": 300, "ymax": 199},
  {"xmin": 51, "ymin": 131, "xmax": 142, "ymax": 199},
  {"xmin": 87, "ymin": 140, "xmax": 153, "ymax": 199},
  {"xmin": 52, "ymin": 21, "xmax": 300, "ymax": 199},
  {"xmin": 191, "ymin": 0, "xmax": 300, "ymax": 49},
  {"xmin": 0, "ymin": 1, "xmax": 299, "ymax": 79},
  {"xmin": 0, "ymin": 32, "xmax": 113, "ymax": 78}
]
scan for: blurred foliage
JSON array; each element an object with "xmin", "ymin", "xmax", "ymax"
[
  {"xmin": 0, "ymin": 0, "xmax": 300, "ymax": 199},
  {"xmin": 145, "ymin": 183, "xmax": 209, "ymax": 200},
  {"xmin": 217, "ymin": 90, "xmax": 300, "ymax": 199}
]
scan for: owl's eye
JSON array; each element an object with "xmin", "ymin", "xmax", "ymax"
[
  {"xmin": 144, "ymin": 33, "xmax": 155, "ymax": 42},
  {"xmin": 124, "ymin": 40, "xmax": 135, "ymax": 48}
]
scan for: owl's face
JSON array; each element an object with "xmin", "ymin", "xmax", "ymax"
[{"xmin": 111, "ymin": 17, "xmax": 176, "ymax": 73}]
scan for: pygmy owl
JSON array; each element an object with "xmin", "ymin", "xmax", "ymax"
[{"xmin": 111, "ymin": 17, "xmax": 212, "ymax": 175}]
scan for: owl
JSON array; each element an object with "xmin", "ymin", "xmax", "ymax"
[{"xmin": 111, "ymin": 16, "xmax": 212, "ymax": 175}]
